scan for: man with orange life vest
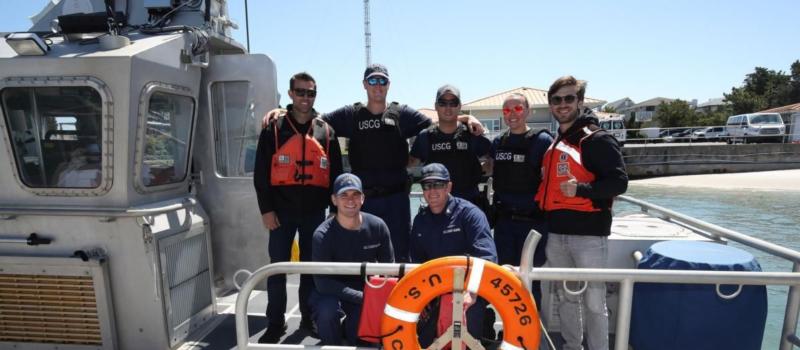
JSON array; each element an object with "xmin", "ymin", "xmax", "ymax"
[
  {"xmin": 253, "ymin": 72, "xmax": 343, "ymax": 343},
  {"xmin": 263, "ymin": 64, "xmax": 485, "ymax": 263},
  {"xmin": 536, "ymin": 76, "xmax": 628, "ymax": 350}
]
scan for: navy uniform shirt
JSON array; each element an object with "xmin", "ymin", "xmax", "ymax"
[
  {"xmin": 410, "ymin": 196, "xmax": 497, "ymax": 263},
  {"xmin": 410, "ymin": 127, "xmax": 491, "ymax": 199},
  {"xmin": 312, "ymin": 213, "xmax": 395, "ymax": 304},
  {"xmin": 489, "ymin": 130, "xmax": 553, "ymax": 211},
  {"xmin": 323, "ymin": 104, "xmax": 430, "ymax": 190}
]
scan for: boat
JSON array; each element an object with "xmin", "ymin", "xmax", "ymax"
[{"xmin": 1, "ymin": 2, "xmax": 799, "ymax": 350}]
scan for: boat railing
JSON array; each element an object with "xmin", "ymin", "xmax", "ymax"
[
  {"xmin": 234, "ymin": 195, "xmax": 800, "ymax": 350},
  {"xmin": 0, "ymin": 197, "xmax": 197, "ymax": 220},
  {"xmin": 234, "ymin": 262, "xmax": 800, "ymax": 350},
  {"xmin": 615, "ymin": 194, "xmax": 800, "ymax": 350}
]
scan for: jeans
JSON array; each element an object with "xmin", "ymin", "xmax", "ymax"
[
  {"xmin": 266, "ymin": 210, "xmax": 325, "ymax": 325},
  {"xmin": 545, "ymin": 233, "xmax": 609, "ymax": 350},
  {"xmin": 494, "ymin": 218, "xmax": 548, "ymax": 306},
  {"xmin": 309, "ymin": 289, "xmax": 363, "ymax": 345},
  {"xmin": 361, "ymin": 191, "xmax": 411, "ymax": 262}
]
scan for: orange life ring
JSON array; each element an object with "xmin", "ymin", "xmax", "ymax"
[{"xmin": 381, "ymin": 256, "xmax": 540, "ymax": 350}]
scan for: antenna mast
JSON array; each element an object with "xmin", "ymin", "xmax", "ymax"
[{"xmin": 363, "ymin": 0, "xmax": 371, "ymax": 66}]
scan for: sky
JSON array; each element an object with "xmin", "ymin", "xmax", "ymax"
[{"xmin": 2, "ymin": 0, "xmax": 799, "ymax": 112}]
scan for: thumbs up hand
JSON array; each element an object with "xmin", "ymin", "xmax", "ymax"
[{"xmin": 560, "ymin": 174, "xmax": 578, "ymax": 197}]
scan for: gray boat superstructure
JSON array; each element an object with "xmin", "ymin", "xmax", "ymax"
[{"xmin": 1, "ymin": 1, "xmax": 275, "ymax": 348}]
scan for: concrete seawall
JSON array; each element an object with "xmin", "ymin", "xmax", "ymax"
[{"xmin": 623, "ymin": 143, "xmax": 800, "ymax": 178}]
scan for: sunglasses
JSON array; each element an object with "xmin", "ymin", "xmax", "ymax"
[
  {"xmin": 549, "ymin": 94, "xmax": 577, "ymax": 105},
  {"xmin": 293, "ymin": 88, "xmax": 317, "ymax": 98},
  {"xmin": 436, "ymin": 99, "xmax": 460, "ymax": 108},
  {"xmin": 502, "ymin": 105, "xmax": 525, "ymax": 116},
  {"xmin": 366, "ymin": 77, "xmax": 389, "ymax": 86},
  {"xmin": 421, "ymin": 181, "xmax": 448, "ymax": 191}
]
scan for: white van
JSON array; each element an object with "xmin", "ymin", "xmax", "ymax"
[
  {"xmin": 599, "ymin": 115, "xmax": 627, "ymax": 145},
  {"xmin": 725, "ymin": 113, "xmax": 785, "ymax": 143}
]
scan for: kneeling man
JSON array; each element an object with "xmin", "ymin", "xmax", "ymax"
[{"xmin": 311, "ymin": 173, "xmax": 395, "ymax": 345}]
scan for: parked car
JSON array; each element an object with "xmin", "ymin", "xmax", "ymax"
[
  {"xmin": 691, "ymin": 126, "xmax": 726, "ymax": 142},
  {"xmin": 660, "ymin": 128, "xmax": 691, "ymax": 142},
  {"xmin": 725, "ymin": 113, "xmax": 785, "ymax": 143},
  {"xmin": 599, "ymin": 116, "xmax": 627, "ymax": 145}
]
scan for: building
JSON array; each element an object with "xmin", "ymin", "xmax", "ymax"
[
  {"xmin": 603, "ymin": 97, "xmax": 635, "ymax": 113},
  {"xmin": 759, "ymin": 102, "xmax": 800, "ymax": 142},
  {"xmin": 695, "ymin": 98, "xmax": 729, "ymax": 114},
  {"xmin": 618, "ymin": 97, "xmax": 675, "ymax": 123},
  {"xmin": 459, "ymin": 86, "xmax": 605, "ymax": 139}
]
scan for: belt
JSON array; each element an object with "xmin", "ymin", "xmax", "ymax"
[
  {"xmin": 496, "ymin": 204, "xmax": 543, "ymax": 222},
  {"xmin": 363, "ymin": 184, "xmax": 406, "ymax": 198}
]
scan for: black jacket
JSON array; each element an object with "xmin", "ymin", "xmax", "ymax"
[{"xmin": 546, "ymin": 110, "xmax": 628, "ymax": 236}]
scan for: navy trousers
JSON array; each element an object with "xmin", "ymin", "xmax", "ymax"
[
  {"xmin": 309, "ymin": 290, "xmax": 363, "ymax": 345},
  {"xmin": 266, "ymin": 210, "xmax": 325, "ymax": 325},
  {"xmin": 493, "ymin": 218, "xmax": 548, "ymax": 306},
  {"xmin": 361, "ymin": 191, "xmax": 411, "ymax": 262}
]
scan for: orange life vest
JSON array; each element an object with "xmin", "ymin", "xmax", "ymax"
[
  {"xmin": 536, "ymin": 126, "xmax": 600, "ymax": 212},
  {"xmin": 270, "ymin": 115, "xmax": 331, "ymax": 188}
]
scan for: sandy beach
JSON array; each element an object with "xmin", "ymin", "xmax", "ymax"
[{"xmin": 631, "ymin": 169, "xmax": 800, "ymax": 191}]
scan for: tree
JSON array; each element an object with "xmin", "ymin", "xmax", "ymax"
[
  {"xmin": 654, "ymin": 100, "xmax": 696, "ymax": 127},
  {"xmin": 791, "ymin": 60, "xmax": 800, "ymax": 102},
  {"xmin": 724, "ymin": 62, "xmax": 799, "ymax": 114},
  {"xmin": 602, "ymin": 105, "xmax": 617, "ymax": 113}
]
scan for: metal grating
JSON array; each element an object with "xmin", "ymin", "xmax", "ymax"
[
  {"xmin": 160, "ymin": 231, "xmax": 213, "ymax": 337},
  {"xmin": 0, "ymin": 274, "xmax": 101, "ymax": 345},
  {"xmin": 169, "ymin": 270, "xmax": 212, "ymax": 328}
]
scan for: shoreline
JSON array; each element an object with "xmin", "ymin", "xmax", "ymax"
[{"xmin": 630, "ymin": 169, "xmax": 800, "ymax": 192}]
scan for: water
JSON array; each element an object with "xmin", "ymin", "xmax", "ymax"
[
  {"xmin": 621, "ymin": 184, "xmax": 800, "ymax": 349},
  {"xmin": 411, "ymin": 184, "xmax": 800, "ymax": 348}
]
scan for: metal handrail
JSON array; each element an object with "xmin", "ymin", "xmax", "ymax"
[
  {"xmin": 234, "ymin": 261, "xmax": 800, "ymax": 350},
  {"xmin": 0, "ymin": 197, "xmax": 197, "ymax": 218},
  {"xmin": 616, "ymin": 195, "xmax": 800, "ymax": 263},
  {"xmin": 235, "ymin": 195, "xmax": 800, "ymax": 350}
]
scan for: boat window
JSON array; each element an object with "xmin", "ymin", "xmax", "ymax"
[
  {"xmin": 600, "ymin": 121, "xmax": 610, "ymax": 129},
  {"xmin": 1, "ymin": 86, "xmax": 103, "ymax": 188},
  {"xmin": 211, "ymin": 81, "xmax": 259, "ymax": 177},
  {"xmin": 613, "ymin": 120, "xmax": 625, "ymax": 130},
  {"xmin": 142, "ymin": 92, "xmax": 194, "ymax": 186}
]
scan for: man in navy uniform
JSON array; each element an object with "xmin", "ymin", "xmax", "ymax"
[
  {"xmin": 311, "ymin": 173, "xmax": 395, "ymax": 346},
  {"xmin": 410, "ymin": 163, "xmax": 497, "ymax": 345},
  {"xmin": 409, "ymin": 85, "xmax": 491, "ymax": 205},
  {"xmin": 487, "ymin": 93, "xmax": 553, "ymax": 306}
]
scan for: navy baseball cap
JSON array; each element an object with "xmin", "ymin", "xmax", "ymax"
[
  {"xmin": 420, "ymin": 163, "xmax": 451, "ymax": 182},
  {"xmin": 436, "ymin": 84, "xmax": 461, "ymax": 102},
  {"xmin": 334, "ymin": 173, "xmax": 363, "ymax": 195},
  {"xmin": 364, "ymin": 63, "xmax": 389, "ymax": 80}
]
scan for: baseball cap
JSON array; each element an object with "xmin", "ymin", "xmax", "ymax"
[
  {"xmin": 333, "ymin": 173, "xmax": 363, "ymax": 195},
  {"xmin": 364, "ymin": 64, "xmax": 389, "ymax": 80},
  {"xmin": 420, "ymin": 163, "xmax": 451, "ymax": 182},
  {"xmin": 436, "ymin": 84, "xmax": 461, "ymax": 102}
]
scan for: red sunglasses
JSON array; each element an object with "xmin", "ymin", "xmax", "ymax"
[{"xmin": 502, "ymin": 105, "xmax": 525, "ymax": 116}]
